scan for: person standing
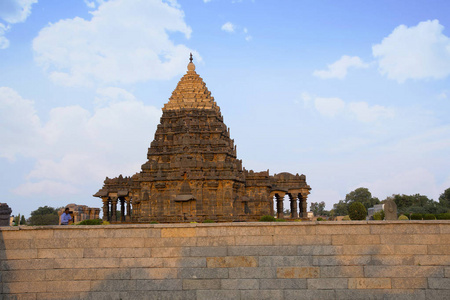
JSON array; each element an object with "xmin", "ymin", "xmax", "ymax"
[{"xmin": 60, "ymin": 208, "xmax": 72, "ymax": 225}]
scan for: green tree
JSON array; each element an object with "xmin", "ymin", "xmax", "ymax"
[
  {"xmin": 348, "ymin": 202, "xmax": 367, "ymax": 220},
  {"xmin": 13, "ymin": 214, "xmax": 20, "ymax": 226},
  {"xmin": 439, "ymin": 188, "xmax": 450, "ymax": 209},
  {"xmin": 332, "ymin": 200, "xmax": 348, "ymax": 216},
  {"xmin": 29, "ymin": 206, "xmax": 59, "ymax": 226},
  {"xmin": 310, "ymin": 201, "xmax": 326, "ymax": 216},
  {"xmin": 392, "ymin": 194, "xmax": 447, "ymax": 215},
  {"xmin": 20, "ymin": 215, "xmax": 26, "ymax": 225},
  {"xmin": 345, "ymin": 187, "xmax": 380, "ymax": 210}
]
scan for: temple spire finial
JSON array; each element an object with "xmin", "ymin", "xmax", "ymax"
[
  {"xmin": 189, "ymin": 53, "xmax": 193, "ymax": 63},
  {"xmin": 187, "ymin": 52, "xmax": 195, "ymax": 71}
]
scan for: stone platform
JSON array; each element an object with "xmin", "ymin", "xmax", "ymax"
[{"xmin": 1, "ymin": 221, "xmax": 449, "ymax": 299}]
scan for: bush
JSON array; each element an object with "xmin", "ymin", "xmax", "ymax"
[
  {"xmin": 373, "ymin": 210, "xmax": 385, "ymax": 220},
  {"xmin": 77, "ymin": 219, "xmax": 103, "ymax": 225},
  {"xmin": 348, "ymin": 202, "xmax": 367, "ymax": 220},
  {"xmin": 203, "ymin": 219, "xmax": 215, "ymax": 223},
  {"xmin": 275, "ymin": 218, "xmax": 287, "ymax": 222},
  {"xmin": 436, "ymin": 213, "xmax": 450, "ymax": 220},
  {"xmin": 410, "ymin": 213, "xmax": 423, "ymax": 220},
  {"xmin": 423, "ymin": 214, "xmax": 436, "ymax": 220},
  {"xmin": 150, "ymin": 221, "xmax": 158, "ymax": 224},
  {"xmin": 102, "ymin": 221, "xmax": 110, "ymax": 225},
  {"xmin": 342, "ymin": 215, "xmax": 351, "ymax": 221},
  {"xmin": 317, "ymin": 217, "xmax": 324, "ymax": 221},
  {"xmin": 398, "ymin": 214, "xmax": 409, "ymax": 220},
  {"xmin": 260, "ymin": 215, "xmax": 276, "ymax": 222}
]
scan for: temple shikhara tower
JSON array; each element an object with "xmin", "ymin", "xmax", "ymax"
[{"xmin": 94, "ymin": 55, "xmax": 310, "ymax": 222}]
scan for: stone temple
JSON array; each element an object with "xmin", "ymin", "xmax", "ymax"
[{"xmin": 94, "ymin": 55, "xmax": 311, "ymax": 223}]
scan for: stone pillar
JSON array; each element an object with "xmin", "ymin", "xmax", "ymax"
[
  {"xmin": 299, "ymin": 193, "xmax": 308, "ymax": 218},
  {"xmin": 289, "ymin": 193, "xmax": 298, "ymax": 219},
  {"xmin": 126, "ymin": 197, "xmax": 132, "ymax": 222},
  {"xmin": 111, "ymin": 197, "xmax": 117, "ymax": 222},
  {"xmin": 120, "ymin": 197, "xmax": 125, "ymax": 222},
  {"xmin": 102, "ymin": 197, "xmax": 109, "ymax": 222},
  {"xmin": 276, "ymin": 194, "xmax": 284, "ymax": 219}
]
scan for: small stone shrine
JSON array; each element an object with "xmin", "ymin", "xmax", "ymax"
[
  {"xmin": 58, "ymin": 204, "xmax": 100, "ymax": 224},
  {"xmin": 384, "ymin": 198, "xmax": 398, "ymax": 220},
  {"xmin": 94, "ymin": 55, "xmax": 311, "ymax": 223},
  {"xmin": 0, "ymin": 203, "xmax": 12, "ymax": 226}
]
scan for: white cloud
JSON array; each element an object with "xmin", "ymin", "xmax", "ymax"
[
  {"xmin": 1, "ymin": 87, "xmax": 161, "ymax": 197},
  {"xmin": 0, "ymin": 23, "xmax": 9, "ymax": 49},
  {"xmin": 437, "ymin": 92, "xmax": 447, "ymax": 99},
  {"xmin": 33, "ymin": 0, "xmax": 196, "ymax": 86},
  {"xmin": 245, "ymin": 35, "xmax": 252, "ymax": 41},
  {"xmin": 313, "ymin": 55, "xmax": 369, "ymax": 79},
  {"xmin": 373, "ymin": 20, "xmax": 450, "ymax": 83},
  {"xmin": 0, "ymin": 0, "xmax": 37, "ymax": 24},
  {"xmin": 348, "ymin": 102, "xmax": 394, "ymax": 123},
  {"xmin": 314, "ymin": 97, "xmax": 345, "ymax": 117},
  {"xmin": 221, "ymin": 22, "xmax": 235, "ymax": 33}
]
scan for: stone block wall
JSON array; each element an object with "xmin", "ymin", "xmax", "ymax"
[{"xmin": 1, "ymin": 221, "xmax": 449, "ymax": 299}]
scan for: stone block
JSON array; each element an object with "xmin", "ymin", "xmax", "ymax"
[
  {"xmin": 145, "ymin": 237, "xmax": 197, "ymax": 247},
  {"xmin": 83, "ymin": 247, "xmax": 151, "ymax": 258},
  {"xmin": 120, "ymin": 257, "xmax": 164, "ymax": 268},
  {"xmin": 182, "ymin": 279, "xmax": 221, "ymax": 290},
  {"xmin": 96, "ymin": 228, "xmax": 148, "ymax": 238},
  {"xmin": 274, "ymin": 225, "xmax": 316, "ymax": 236},
  {"xmin": 196, "ymin": 236, "xmax": 235, "ymax": 246},
  {"xmin": 228, "ymin": 267, "xmax": 276, "ymax": 279},
  {"xmin": 369, "ymin": 255, "xmax": 415, "ymax": 266},
  {"xmin": 131, "ymin": 268, "xmax": 178, "ymax": 279},
  {"xmin": 2, "ymin": 229, "xmax": 53, "ymax": 240},
  {"xmin": 391, "ymin": 277, "xmax": 427, "ymax": 289},
  {"xmin": 276, "ymin": 267, "xmax": 320, "ymax": 278},
  {"xmin": 189, "ymin": 246, "xmax": 227, "ymax": 257},
  {"xmin": 428, "ymin": 245, "xmax": 450, "ymax": 255},
  {"xmin": 297, "ymin": 245, "xmax": 343, "ymax": 255},
  {"xmin": 239, "ymin": 290, "xmax": 284, "ymax": 300},
  {"xmin": 228, "ymin": 246, "xmax": 297, "ymax": 256},
  {"xmin": 415, "ymin": 255, "xmax": 450, "ymax": 266},
  {"xmin": 332, "ymin": 234, "xmax": 380, "ymax": 245},
  {"xmin": 206, "ymin": 256, "xmax": 257, "ymax": 268},
  {"xmin": 90, "ymin": 279, "xmax": 136, "ymax": 291},
  {"xmin": 37, "ymin": 248, "xmax": 83, "ymax": 259},
  {"xmin": 47, "ymin": 280, "xmax": 92, "ymax": 292},
  {"xmin": 235, "ymin": 235, "xmax": 273, "ymax": 246},
  {"xmin": 1, "ymin": 270, "xmax": 46, "ymax": 282},
  {"xmin": 336, "ymin": 289, "xmax": 424, "ymax": 300},
  {"xmin": 348, "ymin": 278, "xmax": 391, "ymax": 289},
  {"xmin": 259, "ymin": 256, "xmax": 313, "ymax": 267},
  {"xmin": 151, "ymin": 247, "xmax": 190, "ymax": 258},
  {"xmin": 319, "ymin": 266, "xmax": 364, "ymax": 278},
  {"xmin": 0, "ymin": 239, "xmax": 31, "ymax": 250},
  {"xmin": 53, "ymin": 229, "xmax": 99, "ymax": 239},
  {"xmin": 428, "ymin": 278, "xmax": 450, "ymax": 289},
  {"xmin": 221, "ymin": 279, "xmax": 259, "ymax": 289},
  {"xmin": 163, "ymin": 257, "xmax": 206, "ymax": 268},
  {"xmin": 259, "ymin": 278, "xmax": 307, "ymax": 289},
  {"xmin": 394, "ymin": 245, "xmax": 427, "ymax": 254},
  {"xmin": 284, "ymin": 289, "xmax": 336, "ymax": 299},
  {"xmin": 161, "ymin": 228, "xmax": 196, "ymax": 238},
  {"xmin": 118, "ymin": 290, "xmax": 196, "ymax": 300},
  {"xmin": 1, "ymin": 258, "xmax": 55, "ymax": 271},
  {"xmin": 312, "ymin": 255, "xmax": 371, "ymax": 266},
  {"xmin": 273, "ymin": 235, "xmax": 331, "ymax": 246},
  {"xmin": 446, "ymin": 267, "xmax": 450, "ymax": 277},
  {"xmin": 426, "ymin": 290, "xmax": 450, "ymax": 299},
  {"xmin": 98, "ymin": 238, "xmax": 144, "ymax": 248},
  {"xmin": 54, "ymin": 258, "xmax": 120, "ymax": 269},
  {"xmin": 370, "ymin": 224, "xmax": 440, "ymax": 235},
  {"xmin": 37, "ymin": 292, "xmax": 81, "ymax": 299},
  {"xmin": 2, "ymin": 249, "xmax": 37, "ymax": 260},
  {"xmin": 180, "ymin": 267, "xmax": 229, "ymax": 279},
  {"xmin": 34, "ymin": 238, "xmax": 98, "ymax": 249},
  {"xmin": 196, "ymin": 290, "xmax": 240, "ymax": 300},
  {"xmin": 96, "ymin": 268, "xmax": 131, "ymax": 280},
  {"xmin": 135, "ymin": 279, "xmax": 182, "ymax": 291},
  {"xmin": 317, "ymin": 225, "xmax": 370, "ymax": 235},
  {"xmin": 364, "ymin": 266, "xmax": 444, "ymax": 278},
  {"xmin": 308, "ymin": 278, "xmax": 348, "ymax": 289},
  {"xmin": 341, "ymin": 245, "xmax": 395, "ymax": 255},
  {"xmin": 439, "ymin": 223, "xmax": 450, "ymax": 234},
  {"xmin": 2, "ymin": 281, "xmax": 47, "ymax": 293}
]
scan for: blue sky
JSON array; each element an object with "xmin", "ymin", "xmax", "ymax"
[{"xmin": 1, "ymin": 0, "xmax": 450, "ymax": 218}]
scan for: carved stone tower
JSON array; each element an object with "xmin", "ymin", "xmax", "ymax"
[{"xmin": 95, "ymin": 56, "xmax": 311, "ymax": 222}]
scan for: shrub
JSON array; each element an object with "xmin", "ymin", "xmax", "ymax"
[
  {"xmin": 275, "ymin": 218, "xmax": 287, "ymax": 222},
  {"xmin": 342, "ymin": 215, "xmax": 351, "ymax": 221},
  {"xmin": 317, "ymin": 217, "xmax": 324, "ymax": 221},
  {"xmin": 410, "ymin": 213, "xmax": 423, "ymax": 220},
  {"xmin": 373, "ymin": 210, "xmax": 385, "ymax": 220},
  {"xmin": 203, "ymin": 219, "xmax": 215, "ymax": 223},
  {"xmin": 423, "ymin": 214, "xmax": 436, "ymax": 220},
  {"xmin": 436, "ymin": 213, "xmax": 450, "ymax": 220},
  {"xmin": 77, "ymin": 219, "xmax": 103, "ymax": 225},
  {"xmin": 102, "ymin": 221, "xmax": 110, "ymax": 225},
  {"xmin": 398, "ymin": 214, "xmax": 409, "ymax": 220},
  {"xmin": 260, "ymin": 215, "xmax": 276, "ymax": 222},
  {"xmin": 150, "ymin": 221, "xmax": 158, "ymax": 224},
  {"xmin": 348, "ymin": 202, "xmax": 367, "ymax": 220}
]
